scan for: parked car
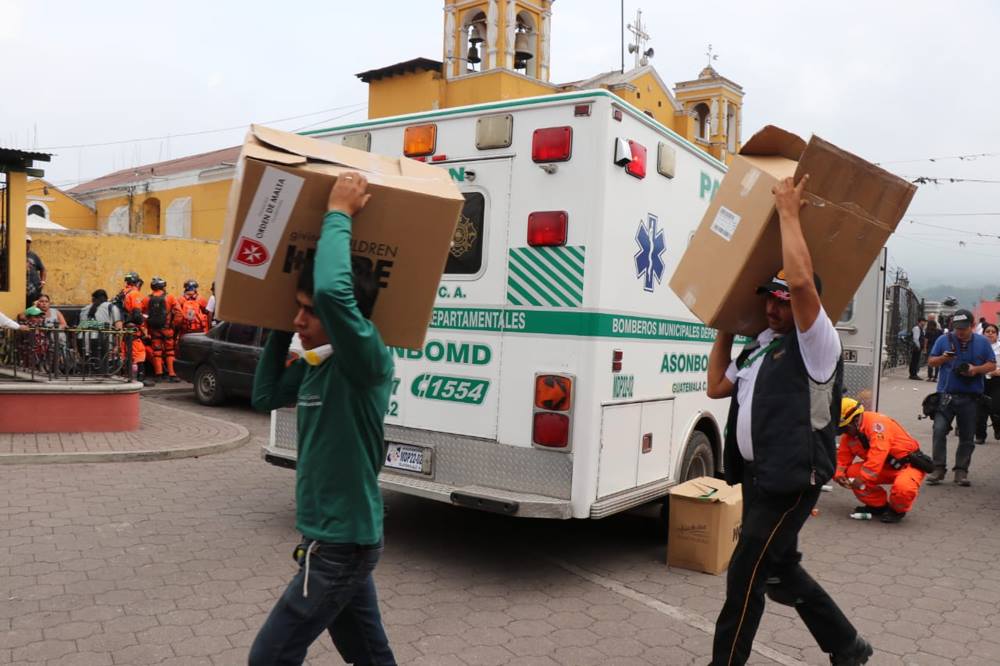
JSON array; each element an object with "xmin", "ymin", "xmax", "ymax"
[{"xmin": 175, "ymin": 322, "xmax": 271, "ymax": 405}]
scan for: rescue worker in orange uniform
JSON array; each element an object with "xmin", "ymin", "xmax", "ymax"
[
  {"xmin": 120, "ymin": 272, "xmax": 145, "ymax": 315},
  {"xmin": 122, "ymin": 309, "xmax": 152, "ymax": 386},
  {"xmin": 173, "ymin": 279, "xmax": 210, "ymax": 337},
  {"xmin": 835, "ymin": 398, "xmax": 929, "ymax": 523},
  {"xmin": 142, "ymin": 277, "xmax": 180, "ymax": 382}
]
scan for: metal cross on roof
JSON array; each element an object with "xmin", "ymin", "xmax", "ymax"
[
  {"xmin": 627, "ymin": 9, "xmax": 651, "ymax": 69},
  {"xmin": 705, "ymin": 44, "xmax": 719, "ymax": 69}
]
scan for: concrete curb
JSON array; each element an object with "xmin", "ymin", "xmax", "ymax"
[
  {"xmin": 140, "ymin": 382, "xmax": 194, "ymax": 396},
  {"xmin": 0, "ymin": 402, "xmax": 252, "ymax": 465}
]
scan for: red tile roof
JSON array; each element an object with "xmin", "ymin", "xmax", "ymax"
[{"xmin": 68, "ymin": 145, "xmax": 241, "ymax": 194}]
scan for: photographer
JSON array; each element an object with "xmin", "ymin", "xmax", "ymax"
[{"xmin": 926, "ymin": 309, "xmax": 996, "ymax": 486}]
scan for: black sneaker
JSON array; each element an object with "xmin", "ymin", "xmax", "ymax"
[
  {"xmin": 880, "ymin": 509, "xmax": 905, "ymax": 523},
  {"xmin": 853, "ymin": 505, "xmax": 886, "ymax": 516},
  {"xmin": 975, "ymin": 437, "xmax": 986, "ymax": 445},
  {"xmin": 831, "ymin": 635, "xmax": 874, "ymax": 665}
]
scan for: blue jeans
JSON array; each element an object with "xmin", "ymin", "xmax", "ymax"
[
  {"xmin": 249, "ymin": 539, "xmax": 396, "ymax": 666},
  {"xmin": 932, "ymin": 393, "xmax": 979, "ymax": 472}
]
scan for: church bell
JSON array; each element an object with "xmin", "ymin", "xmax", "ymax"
[{"xmin": 514, "ymin": 31, "xmax": 534, "ymax": 63}]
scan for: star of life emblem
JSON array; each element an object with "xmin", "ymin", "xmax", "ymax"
[{"xmin": 634, "ymin": 214, "xmax": 666, "ymax": 292}]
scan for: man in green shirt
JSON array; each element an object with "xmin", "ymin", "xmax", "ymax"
[{"xmin": 249, "ymin": 172, "xmax": 397, "ymax": 666}]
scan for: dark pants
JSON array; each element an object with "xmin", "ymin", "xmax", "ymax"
[
  {"xmin": 932, "ymin": 393, "xmax": 978, "ymax": 471},
  {"xmin": 909, "ymin": 344, "xmax": 922, "ymax": 377},
  {"xmin": 976, "ymin": 377, "xmax": 1000, "ymax": 441},
  {"xmin": 711, "ymin": 469, "xmax": 857, "ymax": 665},
  {"xmin": 249, "ymin": 540, "xmax": 396, "ymax": 666}
]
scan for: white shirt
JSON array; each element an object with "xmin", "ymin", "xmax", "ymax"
[
  {"xmin": 912, "ymin": 324, "xmax": 922, "ymax": 345},
  {"xmin": 725, "ymin": 308, "xmax": 842, "ymax": 461},
  {"xmin": 206, "ymin": 295, "xmax": 216, "ymax": 314},
  {"xmin": 81, "ymin": 302, "xmax": 121, "ymax": 327},
  {"xmin": 0, "ymin": 311, "xmax": 20, "ymax": 330}
]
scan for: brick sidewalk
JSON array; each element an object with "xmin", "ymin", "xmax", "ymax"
[{"xmin": 0, "ymin": 400, "xmax": 249, "ymax": 462}]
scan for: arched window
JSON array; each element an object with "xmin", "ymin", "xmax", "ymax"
[
  {"xmin": 142, "ymin": 197, "xmax": 161, "ymax": 235},
  {"xmin": 693, "ymin": 103, "xmax": 711, "ymax": 141},
  {"xmin": 27, "ymin": 204, "xmax": 47, "ymax": 218}
]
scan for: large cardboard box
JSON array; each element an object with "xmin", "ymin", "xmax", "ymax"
[
  {"xmin": 667, "ymin": 477, "xmax": 742, "ymax": 575},
  {"xmin": 669, "ymin": 126, "xmax": 916, "ymax": 336},
  {"xmin": 215, "ymin": 125, "xmax": 464, "ymax": 349}
]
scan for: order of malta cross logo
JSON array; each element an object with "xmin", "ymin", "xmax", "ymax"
[
  {"xmin": 234, "ymin": 237, "xmax": 269, "ymax": 267},
  {"xmin": 634, "ymin": 214, "xmax": 666, "ymax": 292}
]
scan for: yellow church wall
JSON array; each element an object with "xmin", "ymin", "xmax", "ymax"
[
  {"xmin": 0, "ymin": 171, "xmax": 28, "ymax": 316},
  {"xmin": 28, "ymin": 229, "xmax": 220, "ymax": 306},
  {"xmin": 25, "ymin": 180, "xmax": 97, "ymax": 231},
  {"xmin": 445, "ymin": 70, "xmax": 553, "ymax": 108},
  {"xmin": 368, "ymin": 70, "xmax": 444, "ymax": 119},
  {"xmin": 610, "ymin": 71, "xmax": 685, "ymax": 133},
  {"xmin": 89, "ymin": 178, "xmax": 232, "ymax": 241}
]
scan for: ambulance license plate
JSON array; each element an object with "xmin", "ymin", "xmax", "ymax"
[{"xmin": 385, "ymin": 442, "xmax": 430, "ymax": 474}]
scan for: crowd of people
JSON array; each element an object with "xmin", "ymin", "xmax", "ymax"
[{"xmin": 3, "ymin": 267, "xmax": 216, "ymax": 385}]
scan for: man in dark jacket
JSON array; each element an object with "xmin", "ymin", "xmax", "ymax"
[{"xmin": 706, "ymin": 175, "xmax": 872, "ymax": 666}]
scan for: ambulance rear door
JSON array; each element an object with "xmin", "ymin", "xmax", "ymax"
[{"xmin": 385, "ymin": 156, "xmax": 513, "ymax": 441}]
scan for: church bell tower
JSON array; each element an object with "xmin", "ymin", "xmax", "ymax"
[{"xmin": 443, "ymin": 0, "xmax": 554, "ymax": 81}]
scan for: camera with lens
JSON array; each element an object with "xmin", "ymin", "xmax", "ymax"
[{"xmin": 957, "ymin": 362, "xmax": 972, "ymax": 376}]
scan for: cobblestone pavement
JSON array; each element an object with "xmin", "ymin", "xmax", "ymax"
[
  {"xmin": 2, "ymin": 372, "xmax": 999, "ymax": 665},
  {"xmin": 0, "ymin": 401, "xmax": 247, "ymax": 459}
]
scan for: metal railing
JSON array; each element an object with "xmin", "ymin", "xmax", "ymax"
[{"xmin": 0, "ymin": 326, "xmax": 136, "ymax": 382}]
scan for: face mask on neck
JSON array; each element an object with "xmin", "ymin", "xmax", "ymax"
[{"xmin": 302, "ymin": 344, "xmax": 333, "ymax": 366}]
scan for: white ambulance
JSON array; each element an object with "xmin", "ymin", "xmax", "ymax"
[{"xmin": 262, "ymin": 90, "xmax": 884, "ymax": 520}]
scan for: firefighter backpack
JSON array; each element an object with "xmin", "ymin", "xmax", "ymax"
[
  {"xmin": 178, "ymin": 299, "xmax": 207, "ymax": 334},
  {"xmin": 146, "ymin": 294, "xmax": 169, "ymax": 330}
]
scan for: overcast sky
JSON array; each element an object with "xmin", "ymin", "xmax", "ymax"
[{"xmin": 3, "ymin": 0, "xmax": 998, "ymax": 290}]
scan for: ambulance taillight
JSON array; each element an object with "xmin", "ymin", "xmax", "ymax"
[
  {"xmin": 533, "ymin": 374, "xmax": 574, "ymax": 450},
  {"xmin": 532, "ymin": 126, "xmax": 573, "ymax": 163},
  {"xmin": 612, "ymin": 349, "xmax": 623, "ymax": 373},
  {"xmin": 626, "ymin": 140, "xmax": 647, "ymax": 179},
  {"xmin": 533, "ymin": 413, "xmax": 569, "ymax": 449},
  {"xmin": 527, "ymin": 211, "xmax": 568, "ymax": 247},
  {"xmin": 403, "ymin": 124, "xmax": 437, "ymax": 157}
]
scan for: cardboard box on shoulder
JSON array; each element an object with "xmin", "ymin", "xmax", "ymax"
[
  {"xmin": 215, "ymin": 125, "xmax": 465, "ymax": 350},
  {"xmin": 669, "ymin": 126, "xmax": 917, "ymax": 336},
  {"xmin": 667, "ymin": 476, "xmax": 742, "ymax": 575}
]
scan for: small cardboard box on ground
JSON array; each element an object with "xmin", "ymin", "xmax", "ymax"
[
  {"xmin": 215, "ymin": 125, "xmax": 464, "ymax": 349},
  {"xmin": 669, "ymin": 126, "xmax": 916, "ymax": 336},
  {"xmin": 667, "ymin": 476, "xmax": 742, "ymax": 575}
]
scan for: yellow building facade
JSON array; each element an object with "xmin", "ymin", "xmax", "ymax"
[{"xmin": 1, "ymin": 148, "xmax": 52, "ymax": 316}]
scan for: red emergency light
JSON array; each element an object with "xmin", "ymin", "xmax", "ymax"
[
  {"xmin": 626, "ymin": 140, "xmax": 647, "ymax": 179},
  {"xmin": 527, "ymin": 211, "xmax": 568, "ymax": 247},
  {"xmin": 532, "ymin": 126, "xmax": 573, "ymax": 163}
]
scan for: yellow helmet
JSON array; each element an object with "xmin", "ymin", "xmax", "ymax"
[{"xmin": 839, "ymin": 398, "xmax": 864, "ymax": 427}]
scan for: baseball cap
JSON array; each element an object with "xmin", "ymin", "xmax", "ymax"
[
  {"xmin": 25, "ymin": 306, "xmax": 42, "ymax": 316},
  {"xmin": 951, "ymin": 309, "xmax": 973, "ymax": 329},
  {"xmin": 756, "ymin": 269, "xmax": 823, "ymax": 301},
  {"xmin": 26, "ymin": 234, "xmax": 32, "ymax": 242}
]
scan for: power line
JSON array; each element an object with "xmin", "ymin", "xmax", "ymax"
[
  {"xmin": 903, "ymin": 219, "xmax": 1000, "ymax": 239},
  {"xmin": 909, "ymin": 176, "xmax": 1000, "ymax": 185},
  {"xmin": 875, "ymin": 151, "xmax": 1000, "ymax": 166},
  {"xmin": 292, "ymin": 106, "xmax": 369, "ymax": 132},
  {"xmin": 908, "ymin": 212, "xmax": 1000, "ymax": 217},
  {"xmin": 39, "ymin": 102, "xmax": 367, "ymax": 150}
]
